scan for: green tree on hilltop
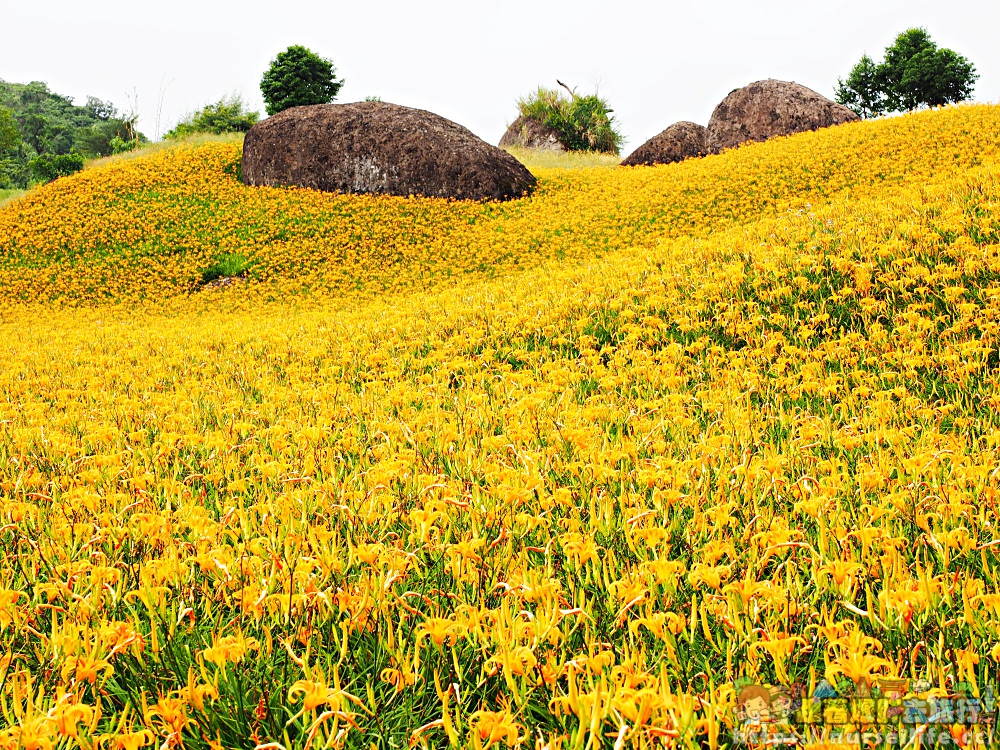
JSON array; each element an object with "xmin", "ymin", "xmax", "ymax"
[
  {"xmin": 834, "ymin": 54, "xmax": 884, "ymax": 119},
  {"xmin": 836, "ymin": 28, "xmax": 978, "ymax": 118},
  {"xmin": 260, "ymin": 45, "xmax": 344, "ymax": 116}
]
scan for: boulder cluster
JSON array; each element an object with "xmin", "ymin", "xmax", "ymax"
[
  {"xmin": 620, "ymin": 79, "xmax": 859, "ymax": 167},
  {"xmin": 240, "ymin": 79, "xmax": 859, "ymax": 201}
]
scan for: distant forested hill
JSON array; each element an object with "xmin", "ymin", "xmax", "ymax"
[{"xmin": 0, "ymin": 80, "xmax": 147, "ymax": 188}]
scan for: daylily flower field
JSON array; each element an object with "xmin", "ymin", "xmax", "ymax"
[{"xmin": 1, "ymin": 105, "xmax": 1000, "ymax": 748}]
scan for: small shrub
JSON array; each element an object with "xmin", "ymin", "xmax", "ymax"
[
  {"xmin": 200, "ymin": 253, "xmax": 252, "ymax": 283},
  {"xmin": 166, "ymin": 95, "xmax": 260, "ymax": 139},
  {"xmin": 29, "ymin": 152, "xmax": 85, "ymax": 183},
  {"xmin": 109, "ymin": 136, "xmax": 139, "ymax": 155},
  {"xmin": 516, "ymin": 85, "xmax": 624, "ymax": 154}
]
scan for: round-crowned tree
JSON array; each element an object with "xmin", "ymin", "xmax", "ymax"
[
  {"xmin": 260, "ymin": 45, "xmax": 344, "ymax": 116},
  {"xmin": 836, "ymin": 28, "xmax": 978, "ymax": 118}
]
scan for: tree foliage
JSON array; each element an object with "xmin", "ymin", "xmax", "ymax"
[
  {"xmin": 165, "ymin": 95, "xmax": 260, "ymax": 139},
  {"xmin": 0, "ymin": 107, "xmax": 19, "ymax": 153},
  {"xmin": 834, "ymin": 55, "xmax": 884, "ymax": 120},
  {"xmin": 516, "ymin": 85, "xmax": 624, "ymax": 155},
  {"xmin": 260, "ymin": 45, "xmax": 343, "ymax": 116},
  {"xmin": 836, "ymin": 28, "xmax": 978, "ymax": 118},
  {"xmin": 0, "ymin": 106, "xmax": 26, "ymax": 189},
  {"xmin": 0, "ymin": 80, "xmax": 146, "ymax": 188}
]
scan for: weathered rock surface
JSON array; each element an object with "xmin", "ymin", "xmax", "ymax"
[
  {"xmin": 707, "ymin": 79, "xmax": 859, "ymax": 154},
  {"xmin": 620, "ymin": 121, "xmax": 707, "ymax": 167},
  {"xmin": 242, "ymin": 102, "xmax": 536, "ymax": 202},
  {"xmin": 498, "ymin": 115, "xmax": 567, "ymax": 152}
]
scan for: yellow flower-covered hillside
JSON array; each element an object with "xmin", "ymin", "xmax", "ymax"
[
  {"xmin": 0, "ymin": 105, "xmax": 1000, "ymax": 748},
  {"xmin": 1, "ymin": 105, "xmax": 998, "ymax": 306}
]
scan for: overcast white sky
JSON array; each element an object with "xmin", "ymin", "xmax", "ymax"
[{"xmin": 5, "ymin": 0, "xmax": 998, "ymax": 153}]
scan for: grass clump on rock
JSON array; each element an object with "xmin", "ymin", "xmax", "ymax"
[{"xmin": 516, "ymin": 83, "xmax": 624, "ymax": 154}]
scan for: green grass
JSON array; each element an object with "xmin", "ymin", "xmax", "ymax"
[
  {"xmin": 503, "ymin": 147, "xmax": 620, "ymax": 171},
  {"xmin": 200, "ymin": 252, "xmax": 253, "ymax": 283},
  {"xmin": 0, "ymin": 188, "xmax": 26, "ymax": 207}
]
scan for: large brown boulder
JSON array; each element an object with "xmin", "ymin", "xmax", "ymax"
[
  {"xmin": 707, "ymin": 79, "xmax": 859, "ymax": 154},
  {"xmin": 498, "ymin": 115, "xmax": 567, "ymax": 152},
  {"xmin": 620, "ymin": 121, "xmax": 707, "ymax": 167},
  {"xmin": 242, "ymin": 102, "xmax": 536, "ymax": 202}
]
